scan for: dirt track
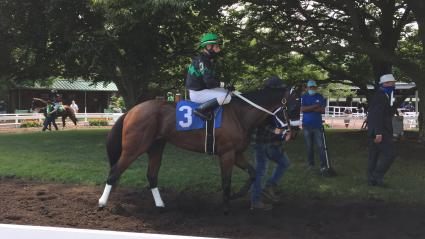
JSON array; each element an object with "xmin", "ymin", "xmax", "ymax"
[{"xmin": 1, "ymin": 178, "xmax": 425, "ymax": 239}]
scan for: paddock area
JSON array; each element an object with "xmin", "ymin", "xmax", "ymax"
[{"xmin": 0, "ymin": 129, "xmax": 424, "ymax": 238}]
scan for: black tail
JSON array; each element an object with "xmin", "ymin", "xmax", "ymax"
[{"xmin": 106, "ymin": 113, "xmax": 127, "ymax": 168}]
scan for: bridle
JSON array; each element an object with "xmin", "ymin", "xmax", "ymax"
[{"xmin": 232, "ymin": 91, "xmax": 292, "ymax": 132}]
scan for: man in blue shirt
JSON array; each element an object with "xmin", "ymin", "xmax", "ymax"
[{"xmin": 301, "ymin": 80, "xmax": 327, "ymax": 173}]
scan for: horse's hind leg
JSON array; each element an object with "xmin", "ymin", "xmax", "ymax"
[
  {"xmin": 231, "ymin": 153, "xmax": 256, "ymax": 200},
  {"xmin": 99, "ymin": 148, "xmax": 146, "ymax": 208},
  {"xmin": 147, "ymin": 139, "xmax": 166, "ymax": 207},
  {"xmin": 99, "ymin": 127, "xmax": 157, "ymax": 208},
  {"xmin": 219, "ymin": 151, "xmax": 235, "ymax": 214}
]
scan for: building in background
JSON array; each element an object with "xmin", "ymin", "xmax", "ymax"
[{"xmin": 7, "ymin": 79, "xmax": 118, "ymax": 113}]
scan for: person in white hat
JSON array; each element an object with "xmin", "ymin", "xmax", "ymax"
[{"xmin": 366, "ymin": 73, "xmax": 397, "ymax": 187}]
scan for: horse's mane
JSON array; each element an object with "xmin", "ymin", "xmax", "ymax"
[{"xmin": 232, "ymin": 87, "xmax": 288, "ymax": 107}]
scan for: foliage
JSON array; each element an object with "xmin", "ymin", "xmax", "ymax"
[
  {"xmin": 20, "ymin": 120, "xmax": 43, "ymax": 128},
  {"xmin": 108, "ymin": 95, "xmax": 126, "ymax": 112},
  {"xmin": 319, "ymin": 83, "xmax": 357, "ymax": 100},
  {"xmin": 88, "ymin": 119, "xmax": 109, "ymax": 126}
]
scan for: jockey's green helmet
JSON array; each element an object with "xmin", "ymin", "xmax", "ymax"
[{"xmin": 199, "ymin": 33, "xmax": 221, "ymax": 49}]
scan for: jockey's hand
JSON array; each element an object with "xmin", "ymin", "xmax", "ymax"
[{"xmin": 226, "ymin": 84, "xmax": 235, "ymax": 92}]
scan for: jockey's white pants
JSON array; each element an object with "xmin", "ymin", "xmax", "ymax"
[{"xmin": 189, "ymin": 88, "xmax": 232, "ymax": 105}]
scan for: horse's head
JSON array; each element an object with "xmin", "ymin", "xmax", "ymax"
[
  {"xmin": 30, "ymin": 98, "xmax": 47, "ymax": 113},
  {"xmin": 272, "ymin": 85, "xmax": 302, "ymax": 139}
]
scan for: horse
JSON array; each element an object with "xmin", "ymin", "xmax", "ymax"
[
  {"xmin": 30, "ymin": 98, "xmax": 78, "ymax": 128},
  {"xmin": 98, "ymin": 85, "xmax": 300, "ymax": 213}
]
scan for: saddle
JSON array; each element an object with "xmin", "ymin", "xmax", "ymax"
[{"xmin": 175, "ymin": 101, "xmax": 223, "ymax": 155}]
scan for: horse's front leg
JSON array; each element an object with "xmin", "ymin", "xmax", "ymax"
[
  {"xmin": 231, "ymin": 153, "xmax": 256, "ymax": 200},
  {"xmin": 219, "ymin": 150, "xmax": 235, "ymax": 214}
]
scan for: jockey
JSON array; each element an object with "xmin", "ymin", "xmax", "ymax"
[
  {"xmin": 185, "ymin": 33, "xmax": 233, "ymax": 120},
  {"xmin": 53, "ymin": 94, "xmax": 64, "ymax": 112}
]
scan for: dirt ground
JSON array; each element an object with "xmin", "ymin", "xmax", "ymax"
[{"xmin": 0, "ymin": 178, "xmax": 424, "ymax": 239}]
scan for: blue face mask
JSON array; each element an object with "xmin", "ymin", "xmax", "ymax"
[
  {"xmin": 308, "ymin": 90, "xmax": 316, "ymax": 95},
  {"xmin": 381, "ymin": 86, "xmax": 395, "ymax": 95}
]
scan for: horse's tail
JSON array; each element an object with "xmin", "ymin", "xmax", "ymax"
[
  {"xmin": 69, "ymin": 107, "xmax": 78, "ymax": 125},
  {"xmin": 106, "ymin": 113, "xmax": 127, "ymax": 168}
]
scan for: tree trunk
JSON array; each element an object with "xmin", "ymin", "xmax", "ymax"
[
  {"xmin": 113, "ymin": 79, "xmax": 138, "ymax": 110},
  {"xmin": 407, "ymin": 0, "xmax": 425, "ymax": 142},
  {"xmin": 416, "ymin": 82, "xmax": 425, "ymax": 142}
]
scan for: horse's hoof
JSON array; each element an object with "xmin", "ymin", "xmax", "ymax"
[{"xmin": 97, "ymin": 205, "xmax": 105, "ymax": 211}]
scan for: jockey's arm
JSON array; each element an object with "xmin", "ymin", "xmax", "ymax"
[
  {"xmin": 199, "ymin": 60, "xmax": 220, "ymax": 89},
  {"xmin": 202, "ymin": 70, "xmax": 220, "ymax": 88}
]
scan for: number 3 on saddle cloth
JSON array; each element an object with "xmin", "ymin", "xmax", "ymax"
[{"xmin": 176, "ymin": 101, "xmax": 223, "ymax": 154}]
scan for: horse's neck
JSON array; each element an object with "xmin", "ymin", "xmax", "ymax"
[{"xmin": 231, "ymin": 102, "xmax": 279, "ymax": 131}]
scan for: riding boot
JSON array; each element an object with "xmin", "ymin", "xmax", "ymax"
[{"xmin": 194, "ymin": 99, "xmax": 220, "ymax": 120}]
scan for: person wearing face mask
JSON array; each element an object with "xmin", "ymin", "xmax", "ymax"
[
  {"xmin": 366, "ymin": 74, "xmax": 397, "ymax": 187},
  {"xmin": 300, "ymin": 80, "xmax": 328, "ymax": 174},
  {"xmin": 185, "ymin": 33, "xmax": 233, "ymax": 120}
]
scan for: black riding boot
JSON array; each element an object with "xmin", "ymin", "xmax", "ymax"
[{"xmin": 194, "ymin": 99, "xmax": 220, "ymax": 120}]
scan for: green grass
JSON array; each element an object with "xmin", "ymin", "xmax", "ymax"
[{"xmin": 0, "ymin": 129, "xmax": 424, "ymax": 204}]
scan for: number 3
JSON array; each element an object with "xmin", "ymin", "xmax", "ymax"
[{"xmin": 179, "ymin": 106, "xmax": 193, "ymax": 128}]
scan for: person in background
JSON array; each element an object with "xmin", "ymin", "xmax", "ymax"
[
  {"xmin": 250, "ymin": 76, "xmax": 292, "ymax": 211},
  {"xmin": 167, "ymin": 92, "xmax": 175, "ymax": 102},
  {"xmin": 366, "ymin": 73, "xmax": 397, "ymax": 186},
  {"xmin": 42, "ymin": 99, "xmax": 58, "ymax": 131},
  {"xmin": 53, "ymin": 94, "xmax": 64, "ymax": 113},
  {"xmin": 301, "ymin": 80, "xmax": 328, "ymax": 175},
  {"xmin": 70, "ymin": 100, "xmax": 79, "ymax": 113}
]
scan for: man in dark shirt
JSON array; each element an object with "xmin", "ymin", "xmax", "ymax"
[
  {"xmin": 250, "ymin": 76, "xmax": 291, "ymax": 211},
  {"xmin": 367, "ymin": 73, "xmax": 397, "ymax": 186}
]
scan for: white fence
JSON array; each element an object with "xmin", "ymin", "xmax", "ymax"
[
  {"xmin": 0, "ymin": 113, "xmax": 124, "ymax": 128},
  {"xmin": 0, "ymin": 107, "xmax": 419, "ymax": 129},
  {"xmin": 325, "ymin": 106, "xmax": 366, "ymax": 117}
]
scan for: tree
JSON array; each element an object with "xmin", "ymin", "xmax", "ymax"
[{"xmin": 232, "ymin": 0, "xmax": 425, "ymax": 141}]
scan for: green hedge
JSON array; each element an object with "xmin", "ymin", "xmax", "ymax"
[
  {"xmin": 20, "ymin": 120, "xmax": 43, "ymax": 128},
  {"xmin": 88, "ymin": 119, "xmax": 109, "ymax": 126}
]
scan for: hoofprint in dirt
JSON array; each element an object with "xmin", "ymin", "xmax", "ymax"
[{"xmin": 1, "ymin": 179, "xmax": 424, "ymax": 239}]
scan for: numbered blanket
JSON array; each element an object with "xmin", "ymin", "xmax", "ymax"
[{"xmin": 176, "ymin": 101, "xmax": 223, "ymax": 131}]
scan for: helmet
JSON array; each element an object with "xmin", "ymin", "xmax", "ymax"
[{"xmin": 199, "ymin": 33, "xmax": 221, "ymax": 49}]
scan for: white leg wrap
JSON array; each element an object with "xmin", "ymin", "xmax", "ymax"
[
  {"xmin": 98, "ymin": 184, "xmax": 112, "ymax": 207},
  {"xmin": 151, "ymin": 187, "xmax": 165, "ymax": 207}
]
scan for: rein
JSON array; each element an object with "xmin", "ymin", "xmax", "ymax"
[{"xmin": 232, "ymin": 91, "xmax": 288, "ymax": 128}]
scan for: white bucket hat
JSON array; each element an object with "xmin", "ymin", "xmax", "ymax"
[{"xmin": 379, "ymin": 74, "xmax": 396, "ymax": 84}]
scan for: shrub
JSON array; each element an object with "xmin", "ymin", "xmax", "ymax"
[
  {"xmin": 20, "ymin": 120, "xmax": 43, "ymax": 128},
  {"xmin": 88, "ymin": 119, "xmax": 109, "ymax": 126}
]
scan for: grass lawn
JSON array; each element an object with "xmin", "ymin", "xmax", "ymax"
[{"xmin": 0, "ymin": 128, "xmax": 424, "ymax": 204}]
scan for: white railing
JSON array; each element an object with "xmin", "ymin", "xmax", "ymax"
[
  {"xmin": 325, "ymin": 106, "xmax": 366, "ymax": 117},
  {"xmin": 0, "ymin": 113, "xmax": 124, "ymax": 128}
]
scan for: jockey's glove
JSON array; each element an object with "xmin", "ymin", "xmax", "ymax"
[{"xmin": 226, "ymin": 84, "xmax": 235, "ymax": 92}]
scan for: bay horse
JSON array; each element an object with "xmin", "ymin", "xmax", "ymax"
[
  {"xmin": 98, "ymin": 85, "xmax": 300, "ymax": 213},
  {"xmin": 30, "ymin": 98, "xmax": 78, "ymax": 128}
]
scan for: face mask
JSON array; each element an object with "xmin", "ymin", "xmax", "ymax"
[
  {"xmin": 308, "ymin": 90, "xmax": 316, "ymax": 95},
  {"xmin": 381, "ymin": 86, "xmax": 395, "ymax": 95}
]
